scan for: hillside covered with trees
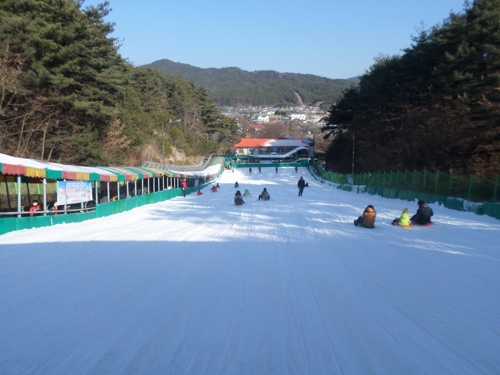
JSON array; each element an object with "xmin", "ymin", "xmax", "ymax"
[
  {"xmin": 147, "ymin": 59, "xmax": 357, "ymax": 109},
  {"xmin": 322, "ymin": 0, "xmax": 500, "ymax": 179},
  {"xmin": 0, "ymin": 0, "xmax": 238, "ymax": 166}
]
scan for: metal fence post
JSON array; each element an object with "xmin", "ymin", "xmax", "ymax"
[
  {"xmin": 17, "ymin": 176, "xmax": 22, "ymax": 218},
  {"xmin": 449, "ymin": 171, "xmax": 453, "ymax": 197},
  {"xmin": 423, "ymin": 170, "xmax": 427, "ymax": 193},
  {"xmin": 494, "ymin": 176, "xmax": 499, "ymax": 202},
  {"xmin": 435, "ymin": 171, "xmax": 440, "ymax": 195},
  {"xmin": 468, "ymin": 175, "xmax": 474, "ymax": 201}
]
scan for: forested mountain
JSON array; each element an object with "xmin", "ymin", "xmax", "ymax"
[
  {"xmin": 147, "ymin": 59, "xmax": 357, "ymax": 108},
  {"xmin": 322, "ymin": 0, "xmax": 500, "ymax": 179},
  {"xmin": 0, "ymin": 0, "xmax": 238, "ymax": 166}
]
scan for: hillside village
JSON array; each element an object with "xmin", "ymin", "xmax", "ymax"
[
  {"xmin": 220, "ymin": 105, "xmax": 329, "ymax": 153},
  {"xmin": 221, "ymin": 105, "xmax": 326, "ymax": 124}
]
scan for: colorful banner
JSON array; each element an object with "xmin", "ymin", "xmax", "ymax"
[{"xmin": 57, "ymin": 181, "xmax": 93, "ymax": 205}]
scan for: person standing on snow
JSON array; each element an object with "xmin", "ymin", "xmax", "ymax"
[
  {"xmin": 181, "ymin": 177, "xmax": 187, "ymax": 197},
  {"xmin": 297, "ymin": 176, "xmax": 306, "ymax": 197}
]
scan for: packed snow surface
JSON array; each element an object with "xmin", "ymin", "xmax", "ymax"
[{"xmin": 1, "ymin": 168, "xmax": 499, "ymax": 375}]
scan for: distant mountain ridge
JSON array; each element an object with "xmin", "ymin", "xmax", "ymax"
[{"xmin": 146, "ymin": 59, "xmax": 357, "ymax": 108}]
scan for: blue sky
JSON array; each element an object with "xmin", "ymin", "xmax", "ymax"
[{"xmin": 82, "ymin": 0, "xmax": 467, "ymax": 79}]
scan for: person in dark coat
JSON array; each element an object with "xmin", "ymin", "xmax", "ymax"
[
  {"xmin": 411, "ymin": 200, "xmax": 434, "ymax": 225},
  {"xmin": 234, "ymin": 190, "xmax": 245, "ymax": 205},
  {"xmin": 354, "ymin": 205, "xmax": 377, "ymax": 228},
  {"xmin": 297, "ymin": 176, "xmax": 306, "ymax": 196},
  {"xmin": 234, "ymin": 181, "xmax": 239, "ymax": 188},
  {"xmin": 258, "ymin": 188, "xmax": 270, "ymax": 201}
]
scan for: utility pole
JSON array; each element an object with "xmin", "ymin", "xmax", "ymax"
[{"xmin": 162, "ymin": 123, "xmax": 165, "ymax": 166}]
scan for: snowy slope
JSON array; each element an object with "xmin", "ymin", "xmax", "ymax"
[{"xmin": 1, "ymin": 167, "xmax": 499, "ymax": 375}]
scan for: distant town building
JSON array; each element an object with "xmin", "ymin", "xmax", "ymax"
[
  {"xmin": 256, "ymin": 116, "xmax": 270, "ymax": 123},
  {"xmin": 290, "ymin": 114, "xmax": 306, "ymax": 121},
  {"xmin": 233, "ymin": 138, "xmax": 314, "ymax": 163}
]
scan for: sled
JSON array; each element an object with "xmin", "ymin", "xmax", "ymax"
[
  {"xmin": 393, "ymin": 223, "xmax": 413, "ymax": 229},
  {"xmin": 413, "ymin": 222, "xmax": 433, "ymax": 227}
]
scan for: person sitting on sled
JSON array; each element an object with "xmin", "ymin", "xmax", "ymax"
[
  {"xmin": 411, "ymin": 200, "xmax": 433, "ymax": 225},
  {"xmin": 234, "ymin": 190, "xmax": 245, "ymax": 205},
  {"xmin": 392, "ymin": 208, "xmax": 411, "ymax": 226},
  {"xmin": 258, "ymin": 188, "xmax": 270, "ymax": 201},
  {"xmin": 243, "ymin": 189, "xmax": 251, "ymax": 196},
  {"xmin": 234, "ymin": 181, "xmax": 239, "ymax": 188},
  {"xmin": 354, "ymin": 205, "xmax": 376, "ymax": 228},
  {"xmin": 211, "ymin": 185, "xmax": 217, "ymax": 192},
  {"xmin": 197, "ymin": 189, "xmax": 203, "ymax": 196}
]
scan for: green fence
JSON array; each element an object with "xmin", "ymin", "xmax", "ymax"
[
  {"xmin": 0, "ymin": 184, "xmax": 204, "ymax": 236},
  {"xmin": 312, "ymin": 164, "xmax": 500, "ymax": 220}
]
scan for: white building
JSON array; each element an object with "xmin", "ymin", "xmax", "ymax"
[
  {"xmin": 290, "ymin": 114, "xmax": 306, "ymax": 121},
  {"xmin": 256, "ymin": 116, "xmax": 270, "ymax": 123}
]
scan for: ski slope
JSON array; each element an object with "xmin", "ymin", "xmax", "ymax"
[{"xmin": 1, "ymin": 167, "xmax": 499, "ymax": 375}]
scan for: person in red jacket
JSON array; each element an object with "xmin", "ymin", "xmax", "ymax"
[
  {"xmin": 197, "ymin": 189, "xmax": 203, "ymax": 195},
  {"xmin": 181, "ymin": 178, "xmax": 187, "ymax": 197},
  {"xmin": 211, "ymin": 185, "xmax": 217, "ymax": 192},
  {"xmin": 29, "ymin": 200, "xmax": 41, "ymax": 216}
]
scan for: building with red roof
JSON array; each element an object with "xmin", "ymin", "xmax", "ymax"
[{"xmin": 233, "ymin": 138, "xmax": 314, "ymax": 163}]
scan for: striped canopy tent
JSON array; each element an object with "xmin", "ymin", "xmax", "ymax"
[
  {"xmin": 99, "ymin": 167, "xmax": 140, "ymax": 182},
  {"xmin": 163, "ymin": 169, "xmax": 182, "ymax": 178},
  {"xmin": 0, "ymin": 153, "xmax": 53, "ymax": 181},
  {"xmin": 1, "ymin": 153, "xmax": 133, "ymax": 182},
  {"xmin": 123, "ymin": 167, "xmax": 166, "ymax": 179}
]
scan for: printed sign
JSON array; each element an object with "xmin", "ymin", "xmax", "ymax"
[{"xmin": 57, "ymin": 181, "xmax": 93, "ymax": 205}]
